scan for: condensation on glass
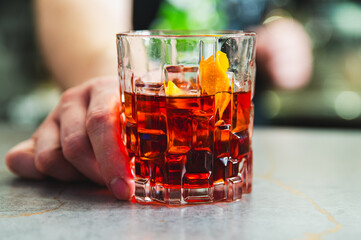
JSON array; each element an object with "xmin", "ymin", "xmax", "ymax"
[{"xmin": 117, "ymin": 30, "xmax": 256, "ymax": 205}]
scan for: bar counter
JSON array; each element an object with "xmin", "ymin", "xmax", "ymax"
[{"xmin": 1, "ymin": 124, "xmax": 360, "ymax": 239}]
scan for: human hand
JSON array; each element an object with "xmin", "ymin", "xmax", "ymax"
[
  {"xmin": 5, "ymin": 77, "xmax": 134, "ymax": 200},
  {"xmin": 256, "ymin": 18, "xmax": 313, "ymax": 90}
]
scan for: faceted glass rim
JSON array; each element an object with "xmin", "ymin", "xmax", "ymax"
[{"xmin": 117, "ymin": 30, "xmax": 256, "ymax": 39}]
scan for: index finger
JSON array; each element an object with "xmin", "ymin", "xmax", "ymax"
[{"xmin": 85, "ymin": 77, "xmax": 134, "ymax": 200}]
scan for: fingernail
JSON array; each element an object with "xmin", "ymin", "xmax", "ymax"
[{"xmin": 110, "ymin": 177, "xmax": 130, "ymax": 200}]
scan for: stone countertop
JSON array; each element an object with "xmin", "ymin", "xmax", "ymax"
[{"xmin": 1, "ymin": 124, "xmax": 361, "ymax": 240}]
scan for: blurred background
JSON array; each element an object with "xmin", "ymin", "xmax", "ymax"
[{"xmin": 1, "ymin": 0, "xmax": 361, "ymax": 128}]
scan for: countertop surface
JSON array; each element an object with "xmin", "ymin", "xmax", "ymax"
[{"xmin": 1, "ymin": 124, "xmax": 361, "ymax": 240}]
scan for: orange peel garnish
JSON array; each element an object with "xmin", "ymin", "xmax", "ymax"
[
  {"xmin": 200, "ymin": 51, "xmax": 231, "ymax": 119},
  {"xmin": 165, "ymin": 80, "xmax": 184, "ymax": 96},
  {"xmin": 216, "ymin": 51, "xmax": 229, "ymax": 73}
]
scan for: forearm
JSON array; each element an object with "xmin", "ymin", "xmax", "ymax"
[{"xmin": 35, "ymin": 0, "xmax": 133, "ymax": 89}]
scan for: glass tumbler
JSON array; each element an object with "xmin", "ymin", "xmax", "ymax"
[{"xmin": 116, "ymin": 30, "xmax": 256, "ymax": 205}]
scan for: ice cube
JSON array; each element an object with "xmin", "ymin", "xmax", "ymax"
[
  {"xmin": 227, "ymin": 71, "xmax": 234, "ymax": 91},
  {"xmin": 185, "ymin": 150, "xmax": 213, "ymax": 174},
  {"xmin": 165, "ymin": 153, "xmax": 186, "ymax": 187},
  {"xmin": 231, "ymin": 130, "xmax": 249, "ymax": 159},
  {"xmin": 183, "ymin": 66, "xmax": 200, "ymax": 92},
  {"xmin": 135, "ymin": 157, "xmax": 150, "ymax": 178},
  {"xmin": 232, "ymin": 71, "xmax": 252, "ymax": 93},
  {"xmin": 135, "ymin": 72, "xmax": 165, "ymax": 95},
  {"xmin": 166, "ymin": 111, "xmax": 191, "ymax": 152},
  {"xmin": 191, "ymin": 112, "xmax": 214, "ymax": 152},
  {"xmin": 138, "ymin": 129, "xmax": 167, "ymax": 159},
  {"xmin": 164, "ymin": 65, "xmax": 200, "ymax": 95},
  {"xmin": 214, "ymin": 124, "xmax": 231, "ymax": 157}
]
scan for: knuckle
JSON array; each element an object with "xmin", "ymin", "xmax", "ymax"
[
  {"xmin": 90, "ymin": 76, "xmax": 115, "ymax": 86},
  {"xmin": 35, "ymin": 149, "xmax": 57, "ymax": 174},
  {"xmin": 61, "ymin": 131, "xmax": 88, "ymax": 160},
  {"xmin": 89, "ymin": 77, "xmax": 119, "ymax": 97},
  {"xmin": 60, "ymin": 87, "xmax": 80, "ymax": 104},
  {"xmin": 86, "ymin": 109, "xmax": 111, "ymax": 133}
]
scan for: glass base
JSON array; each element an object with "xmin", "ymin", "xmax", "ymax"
[{"xmin": 134, "ymin": 151, "xmax": 252, "ymax": 205}]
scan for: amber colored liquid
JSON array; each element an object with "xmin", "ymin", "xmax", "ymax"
[{"xmin": 123, "ymin": 90, "xmax": 252, "ymax": 199}]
